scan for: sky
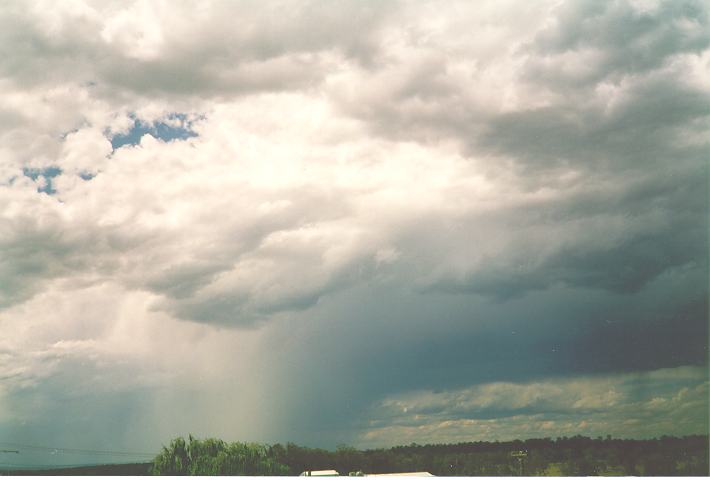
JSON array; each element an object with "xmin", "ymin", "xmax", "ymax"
[{"xmin": 0, "ymin": 0, "xmax": 708, "ymax": 469}]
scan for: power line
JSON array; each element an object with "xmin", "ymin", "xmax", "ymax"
[{"xmin": 0, "ymin": 441, "xmax": 157, "ymax": 458}]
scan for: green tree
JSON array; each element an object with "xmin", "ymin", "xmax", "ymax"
[{"xmin": 151, "ymin": 436, "xmax": 289, "ymax": 475}]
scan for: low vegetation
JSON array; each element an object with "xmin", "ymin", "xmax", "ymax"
[{"xmin": 149, "ymin": 434, "xmax": 708, "ymax": 476}]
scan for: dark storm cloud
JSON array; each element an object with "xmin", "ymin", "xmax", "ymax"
[
  {"xmin": 429, "ymin": 163, "xmax": 707, "ymax": 298},
  {"xmin": 256, "ymin": 264, "xmax": 707, "ymax": 446}
]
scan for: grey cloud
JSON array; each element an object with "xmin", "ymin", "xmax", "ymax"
[
  {"xmin": 529, "ymin": 0, "xmax": 709, "ymax": 83},
  {"xmin": 324, "ymin": 0, "xmax": 709, "ymax": 184},
  {"xmin": 158, "ymin": 241, "xmax": 374, "ymax": 327},
  {"xmin": 250, "ymin": 257, "xmax": 706, "ymax": 445},
  {"xmin": 0, "ymin": 215, "xmax": 86, "ymax": 308},
  {"xmin": 335, "ymin": 61, "xmax": 709, "ymax": 182},
  {"xmin": 477, "ymin": 76, "xmax": 710, "ymax": 176},
  {"xmin": 96, "ymin": 54, "xmax": 325, "ymax": 98},
  {"xmin": 539, "ymin": 226, "xmax": 703, "ymax": 295},
  {"xmin": 420, "ymin": 154, "xmax": 706, "ymax": 300},
  {"xmin": 143, "ymin": 261, "xmax": 228, "ymax": 300},
  {"xmin": 0, "ymin": 1, "xmax": 394, "ymax": 98},
  {"xmin": 433, "ymin": 209, "xmax": 705, "ymax": 299},
  {"xmin": 134, "ymin": 188, "xmax": 362, "ymax": 325},
  {"xmin": 0, "ymin": 204, "xmax": 159, "ymax": 310},
  {"xmin": 162, "ymin": 289, "xmax": 329, "ymax": 327}
]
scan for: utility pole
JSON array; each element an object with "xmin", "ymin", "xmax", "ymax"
[{"xmin": 511, "ymin": 450, "xmax": 528, "ymax": 476}]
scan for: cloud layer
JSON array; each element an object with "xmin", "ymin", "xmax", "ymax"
[
  {"xmin": 361, "ymin": 366, "xmax": 708, "ymax": 447},
  {"xmin": 0, "ymin": 0, "xmax": 707, "ymax": 464}
]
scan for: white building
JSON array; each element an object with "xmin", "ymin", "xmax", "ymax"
[{"xmin": 366, "ymin": 473, "xmax": 433, "ymax": 477}]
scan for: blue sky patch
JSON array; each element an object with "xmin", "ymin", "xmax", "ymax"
[
  {"xmin": 110, "ymin": 113, "xmax": 198, "ymax": 150},
  {"xmin": 22, "ymin": 166, "xmax": 62, "ymax": 194}
]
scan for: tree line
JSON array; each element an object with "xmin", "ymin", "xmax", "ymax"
[{"xmin": 150, "ymin": 434, "xmax": 709, "ymax": 476}]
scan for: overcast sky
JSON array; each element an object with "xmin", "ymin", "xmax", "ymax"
[{"xmin": 0, "ymin": 0, "xmax": 708, "ymax": 468}]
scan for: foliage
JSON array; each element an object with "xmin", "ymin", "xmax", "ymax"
[
  {"xmin": 151, "ymin": 434, "xmax": 709, "ymax": 476},
  {"xmin": 151, "ymin": 435, "xmax": 289, "ymax": 475}
]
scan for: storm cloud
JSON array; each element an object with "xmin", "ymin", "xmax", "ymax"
[{"xmin": 0, "ymin": 0, "xmax": 707, "ymax": 467}]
